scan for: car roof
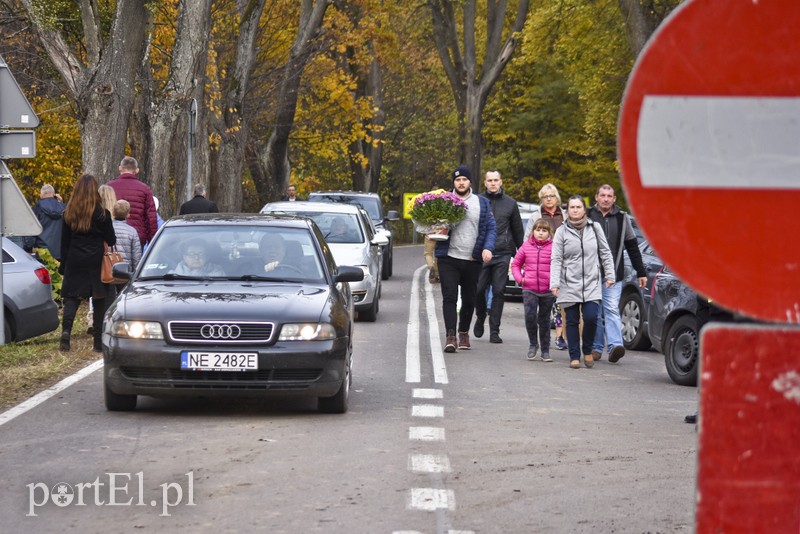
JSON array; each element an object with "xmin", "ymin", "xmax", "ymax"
[
  {"xmin": 163, "ymin": 213, "xmax": 314, "ymax": 229},
  {"xmin": 309, "ymin": 191, "xmax": 379, "ymax": 198},
  {"xmin": 261, "ymin": 201, "xmax": 364, "ymax": 215}
]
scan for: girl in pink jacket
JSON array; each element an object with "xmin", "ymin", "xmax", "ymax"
[{"xmin": 511, "ymin": 218, "xmax": 557, "ymax": 361}]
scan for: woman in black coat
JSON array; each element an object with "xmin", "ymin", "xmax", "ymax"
[{"xmin": 59, "ymin": 174, "xmax": 116, "ymax": 352}]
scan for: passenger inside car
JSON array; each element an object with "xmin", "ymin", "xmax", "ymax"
[
  {"xmin": 172, "ymin": 238, "xmax": 225, "ymax": 277},
  {"xmin": 325, "ymin": 216, "xmax": 358, "ymax": 243}
]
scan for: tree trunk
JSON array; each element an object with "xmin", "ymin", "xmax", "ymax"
[
  {"xmin": 20, "ymin": 0, "xmax": 150, "ymax": 181},
  {"xmin": 617, "ymin": 0, "xmax": 663, "ymax": 57},
  {"xmin": 208, "ymin": 0, "xmax": 267, "ymax": 212},
  {"xmin": 428, "ymin": 0, "xmax": 530, "ymax": 190},
  {"xmin": 250, "ymin": 0, "xmax": 330, "ymax": 206},
  {"xmin": 144, "ymin": 0, "xmax": 213, "ymax": 216}
]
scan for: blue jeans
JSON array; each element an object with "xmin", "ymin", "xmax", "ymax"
[
  {"xmin": 592, "ymin": 281, "xmax": 623, "ymax": 353},
  {"xmin": 565, "ymin": 301, "xmax": 600, "ymax": 361}
]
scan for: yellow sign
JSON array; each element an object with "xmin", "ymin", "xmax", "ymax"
[{"xmin": 403, "ymin": 192, "xmax": 422, "ymax": 219}]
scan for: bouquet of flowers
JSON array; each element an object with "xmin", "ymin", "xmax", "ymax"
[{"xmin": 408, "ymin": 189, "xmax": 468, "ymax": 241}]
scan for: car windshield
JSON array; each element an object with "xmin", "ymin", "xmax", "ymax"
[
  {"xmin": 311, "ymin": 195, "xmax": 382, "ymax": 222},
  {"xmin": 138, "ymin": 225, "xmax": 325, "ymax": 282},
  {"xmin": 275, "ymin": 211, "xmax": 364, "ymax": 244}
]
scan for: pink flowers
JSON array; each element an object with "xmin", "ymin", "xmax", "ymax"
[{"xmin": 409, "ymin": 191, "xmax": 468, "ymax": 226}]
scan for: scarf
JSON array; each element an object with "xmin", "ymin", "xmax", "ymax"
[{"xmin": 567, "ymin": 213, "xmax": 588, "ymax": 231}]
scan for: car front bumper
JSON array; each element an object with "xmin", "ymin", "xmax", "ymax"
[{"xmin": 104, "ymin": 336, "xmax": 350, "ymax": 399}]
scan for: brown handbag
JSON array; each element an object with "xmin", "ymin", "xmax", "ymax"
[{"xmin": 102, "ymin": 243, "xmax": 126, "ymax": 284}]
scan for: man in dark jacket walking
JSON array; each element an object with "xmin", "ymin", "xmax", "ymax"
[
  {"xmin": 26, "ymin": 184, "xmax": 66, "ymax": 260},
  {"xmin": 473, "ymin": 171, "xmax": 524, "ymax": 343},
  {"xmin": 180, "ymin": 183, "xmax": 219, "ymax": 214},
  {"xmin": 107, "ymin": 156, "xmax": 158, "ymax": 247},
  {"xmin": 588, "ymin": 184, "xmax": 647, "ymax": 363}
]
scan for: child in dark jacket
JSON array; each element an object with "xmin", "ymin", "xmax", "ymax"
[{"xmin": 511, "ymin": 218, "xmax": 557, "ymax": 361}]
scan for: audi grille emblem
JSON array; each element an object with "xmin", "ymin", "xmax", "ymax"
[{"xmin": 200, "ymin": 324, "xmax": 242, "ymax": 340}]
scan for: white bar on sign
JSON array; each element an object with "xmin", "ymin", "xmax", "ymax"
[
  {"xmin": 408, "ymin": 488, "xmax": 455, "ymax": 511},
  {"xmin": 638, "ymin": 96, "xmax": 800, "ymax": 189},
  {"xmin": 409, "ymin": 426, "xmax": 446, "ymax": 441},
  {"xmin": 21, "ymin": 115, "xmax": 29, "ymax": 123},
  {"xmin": 409, "ymin": 454, "xmax": 451, "ymax": 473}
]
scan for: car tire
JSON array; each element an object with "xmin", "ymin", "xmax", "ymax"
[
  {"xmin": 318, "ymin": 364, "xmax": 349, "ymax": 414},
  {"xmin": 620, "ymin": 291, "xmax": 651, "ymax": 351},
  {"xmin": 664, "ymin": 314, "xmax": 699, "ymax": 387},
  {"xmin": 105, "ymin": 381, "xmax": 137, "ymax": 411},
  {"xmin": 381, "ymin": 245, "xmax": 392, "ymax": 280},
  {"xmin": 359, "ymin": 294, "xmax": 379, "ymax": 322}
]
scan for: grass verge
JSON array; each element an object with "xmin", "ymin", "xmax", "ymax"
[{"xmin": 0, "ymin": 303, "xmax": 99, "ymax": 411}]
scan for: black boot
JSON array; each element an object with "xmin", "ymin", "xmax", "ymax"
[
  {"xmin": 59, "ymin": 331, "xmax": 71, "ymax": 351},
  {"xmin": 473, "ymin": 315, "xmax": 485, "ymax": 338}
]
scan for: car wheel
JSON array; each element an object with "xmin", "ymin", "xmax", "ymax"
[
  {"xmin": 664, "ymin": 315, "xmax": 699, "ymax": 387},
  {"xmin": 381, "ymin": 245, "xmax": 391, "ymax": 280},
  {"xmin": 359, "ymin": 294, "xmax": 379, "ymax": 322},
  {"xmin": 104, "ymin": 381, "xmax": 137, "ymax": 411},
  {"xmin": 318, "ymin": 363, "xmax": 350, "ymax": 413},
  {"xmin": 620, "ymin": 291, "xmax": 652, "ymax": 351}
]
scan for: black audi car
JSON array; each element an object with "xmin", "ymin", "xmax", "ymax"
[{"xmin": 102, "ymin": 214, "xmax": 364, "ymax": 413}]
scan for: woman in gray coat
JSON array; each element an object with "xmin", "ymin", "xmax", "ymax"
[{"xmin": 550, "ymin": 195, "xmax": 615, "ymax": 369}]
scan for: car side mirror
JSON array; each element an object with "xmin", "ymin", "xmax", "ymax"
[
  {"xmin": 112, "ymin": 262, "xmax": 132, "ymax": 281},
  {"xmin": 371, "ymin": 234, "xmax": 389, "ymax": 247},
  {"xmin": 385, "ymin": 210, "xmax": 400, "ymax": 221},
  {"xmin": 334, "ymin": 265, "xmax": 365, "ymax": 283}
]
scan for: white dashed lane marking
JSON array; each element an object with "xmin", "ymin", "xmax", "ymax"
[
  {"xmin": 408, "ymin": 488, "xmax": 456, "ymax": 511},
  {"xmin": 409, "ymin": 426, "xmax": 445, "ymax": 441},
  {"xmin": 412, "ymin": 404, "xmax": 444, "ymax": 418},
  {"xmin": 409, "ymin": 454, "xmax": 452, "ymax": 473},
  {"xmin": 413, "ymin": 388, "xmax": 443, "ymax": 399}
]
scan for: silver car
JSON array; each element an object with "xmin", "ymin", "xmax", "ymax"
[
  {"xmin": 2, "ymin": 237, "xmax": 60, "ymax": 342},
  {"xmin": 260, "ymin": 202, "xmax": 387, "ymax": 321}
]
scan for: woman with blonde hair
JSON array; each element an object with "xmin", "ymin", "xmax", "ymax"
[
  {"xmin": 524, "ymin": 183, "xmax": 566, "ymax": 240},
  {"xmin": 59, "ymin": 174, "xmax": 116, "ymax": 352}
]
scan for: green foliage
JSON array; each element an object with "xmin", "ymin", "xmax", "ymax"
[{"xmin": 34, "ymin": 248, "xmax": 62, "ymax": 302}]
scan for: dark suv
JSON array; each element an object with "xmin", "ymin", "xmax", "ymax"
[{"xmin": 307, "ymin": 191, "xmax": 399, "ymax": 279}]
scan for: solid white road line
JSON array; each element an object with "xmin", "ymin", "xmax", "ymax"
[
  {"xmin": 406, "ymin": 265, "xmax": 427, "ymax": 383},
  {"xmin": 0, "ymin": 359, "xmax": 103, "ymax": 428},
  {"xmin": 424, "ymin": 275, "xmax": 448, "ymax": 384},
  {"xmin": 409, "ymin": 426, "xmax": 446, "ymax": 441},
  {"xmin": 409, "ymin": 454, "xmax": 451, "ymax": 473},
  {"xmin": 412, "ymin": 404, "xmax": 444, "ymax": 418},
  {"xmin": 638, "ymin": 96, "xmax": 800, "ymax": 189},
  {"xmin": 412, "ymin": 388, "xmax": 443, "ymax": 399},
  {"xmin": 408, "ymin": 488, "xmax": 456, "ymax": 511}
]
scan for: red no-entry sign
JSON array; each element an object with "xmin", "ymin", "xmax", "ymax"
[{"xmin": 618, "ymin": 0, "xmax": 800, "ymax": 324}]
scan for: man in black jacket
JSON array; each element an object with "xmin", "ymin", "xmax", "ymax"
[
  {"xmin": 588, "ymin": 184, "xmax": 647, "ymax": 363},
  {"xmin": 473, "ymin": 170, "xmax": 524, "ymax": 344},
  {"xmin": 180, "ymin": 183, "xmax": 219, "ymax": 214}
]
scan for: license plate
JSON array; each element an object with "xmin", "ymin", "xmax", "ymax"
[{"xmin": 181, "ymin": 352, "xmax": 258, "ymax": 371}]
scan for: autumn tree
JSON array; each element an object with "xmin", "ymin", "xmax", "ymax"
[
  {"xmin": 18, "ymin": 0, "xmax": 149, "ymax": 181},
  {"xmin": 427, "ymin": 0, "xmax": 530, "ymax": 187}
]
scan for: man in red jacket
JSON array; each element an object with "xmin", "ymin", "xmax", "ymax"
[{"xmin": 107, "ymin": 156, "xmax": 158, "ymax": 247}]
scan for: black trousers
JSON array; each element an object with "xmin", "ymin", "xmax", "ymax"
[
  {"xmin": 474, "ymin": 255, "xmax": 512, "ymax": 335},
  {"xmin": 438, "ymin": 256, "xmax": 482, "ymax": 334}
]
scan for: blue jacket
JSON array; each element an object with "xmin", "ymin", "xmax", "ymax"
[{"xmin": 435, "ymin": 193, "xmax": 496, "ymax": 260}]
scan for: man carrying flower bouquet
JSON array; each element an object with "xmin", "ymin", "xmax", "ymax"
[{"xmin": 435, "ymin": 165, "xmax": 497, "ymax": 353}]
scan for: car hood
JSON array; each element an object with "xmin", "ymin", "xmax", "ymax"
[{"xmin": 113, "ymin": 281, "xmax": 332, "ymax": 323}]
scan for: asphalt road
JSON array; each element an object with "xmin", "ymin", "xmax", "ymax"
[{"xmin": 0, "ymin": 245, "xmax": 698, "ymax": 533}]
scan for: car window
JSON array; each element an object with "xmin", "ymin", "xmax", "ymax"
[
  {"xmin": 272, "ymin": 211, "xmax": 364, "ymax": 244},
  {"xmin": 309, "ymin": 194, "xmax": 383, "ymax": 222},
  {"xmin": 139, "ymin": 225, "xmax": 324, "ymax": 282}
]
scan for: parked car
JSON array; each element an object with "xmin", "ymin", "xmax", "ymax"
[
  {"xmin": 503, "ymin": 206, "xmax": 537, "ymax": 299},
  {"xmin": 307, "ymin": 191, "xmax": 399, "ymax": 280},
  {"xmin": 647, "ymin": 265, "xmax": 699, "ymax": 387},
  {"xmin": 261, "ymin": 201, "xmax": 387, "ymax": 321},
  {"xmin": 618, "ymin": 230, "xmax": 664, "ymax": 351},
  {"xmin": 103, "ymin": 214, "xmax": 365, "ymax": 413},
  {"xmin": 1, "ymin": 237, "xmax": 60, "ymax": 343}
]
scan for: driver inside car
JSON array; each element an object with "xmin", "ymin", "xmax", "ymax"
[
  {"xmin": 259, "ymin": 233, "xmax": 290, "ymax": 273},
  {"xmin": 173, "ymin": 238, "xmax": 225, "ymax": 277}
]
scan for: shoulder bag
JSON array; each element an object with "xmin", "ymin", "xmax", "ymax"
[{"xmin": 102, "ymin": 243, "xmax": 126, "ymax": 284}]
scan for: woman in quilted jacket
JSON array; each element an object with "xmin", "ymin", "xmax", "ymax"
[{"xmin": 512, "ymin": 218, "xmax": 557, "ymax": 362}]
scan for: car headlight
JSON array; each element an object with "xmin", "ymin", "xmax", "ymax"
[
  {"xmin": 110, "ymin": 321, "xmax": 164, "ymax": 339},
  {"xmin": 357, "ymin": 265, "xmax": 370, "ymax": 277},
  {"xmin": 279, "ymin": 323, "xmax": 336, "ymax": 341}
]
